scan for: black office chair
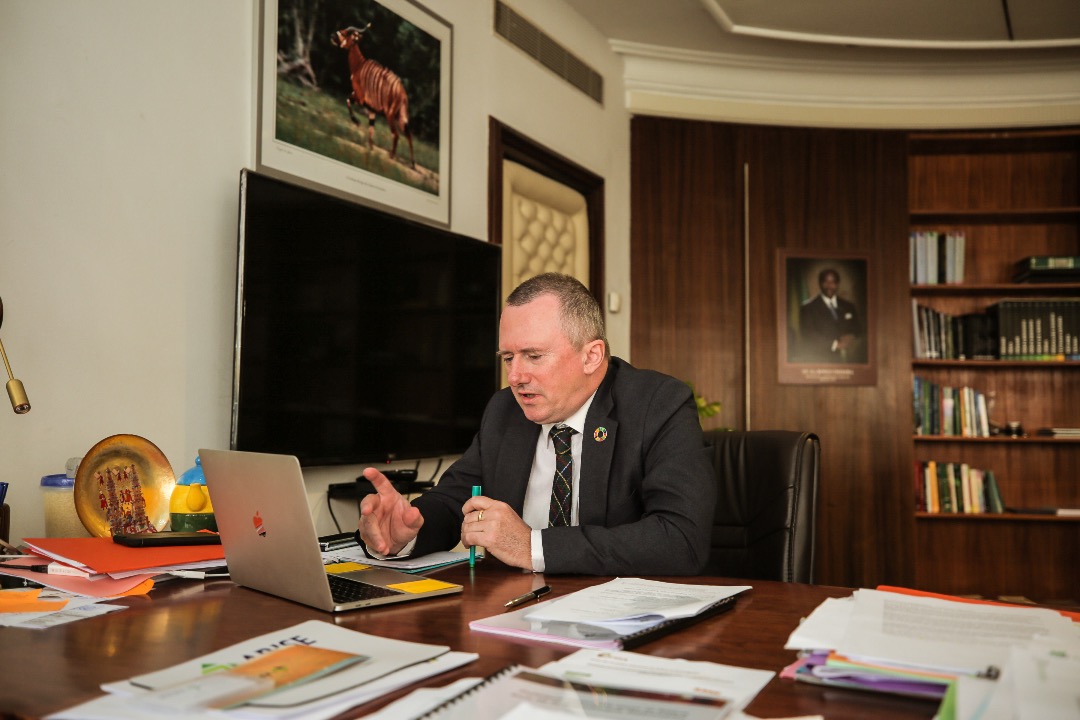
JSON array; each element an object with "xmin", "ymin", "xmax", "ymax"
[{"xmin": 702, "ymin": 429, "xmax": 820, "ymax": 583}]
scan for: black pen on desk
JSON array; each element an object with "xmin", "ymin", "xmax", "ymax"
[{"xmin": 504, "ymin": 585, "xmax": 550, "ymax": 609}]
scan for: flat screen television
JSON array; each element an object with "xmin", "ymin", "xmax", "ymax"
[{"xmin": 232, "ymin": 169, "xmax": 501, "ymax": 466}]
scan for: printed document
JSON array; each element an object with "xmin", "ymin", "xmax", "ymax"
[
  {"xmin": 837, "ymin": 589, "xmax": 1074, "ymax": 675},
  {"xmin": 539, "ymin": 649, "xmax": 774, "ymax": 712},
  {"xmin": 524, "ymin": 578, "xmax": 750, "ymax": 625}
]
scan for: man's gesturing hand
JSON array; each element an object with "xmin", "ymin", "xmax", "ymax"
[{"xmin": 357, "ymin": 468, "xmax": 424, "ymax": 556}]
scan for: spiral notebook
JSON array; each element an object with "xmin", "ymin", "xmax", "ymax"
[
  {"xmin": 469, "ymin": 593, "xmax": 738, "ymax": 650},
  {"xmin": 418, "ymin": 665, "xmax": 732, "ymax": 719}
]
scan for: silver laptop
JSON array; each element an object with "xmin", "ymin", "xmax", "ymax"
[{"xmin": 199, "ymin": 448, "xmax": 462, "ymax": 612}]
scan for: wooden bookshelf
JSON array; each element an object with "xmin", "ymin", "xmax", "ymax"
[
  {"xmin": 909, "ymin": 127, "xmax": 1080, "ymax": 600},
  {"xmin": 916, "ymin": 512, "xmax": 1079, "ymax": 522}
]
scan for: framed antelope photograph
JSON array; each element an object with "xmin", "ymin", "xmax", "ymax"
[{"xmin": 256, "ymin": 0, "xmax": 452, "ymax": 226}]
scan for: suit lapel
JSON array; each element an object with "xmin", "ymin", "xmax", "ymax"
[
  {"xmin": 580, "ymin": 364, "xmax": 618, "ymax": 526},
  {"xmin": 498, "ymin": 413, "xmax": 540, "ymax": 511}
]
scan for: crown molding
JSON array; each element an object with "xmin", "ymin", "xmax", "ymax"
[
  {"xmin": 696, "ymin": 0, "xmax": 1080, "ymax": 50},
  {"xmin": 610, "ymin": 39, "xmax": 1080, "ymax": 128}
]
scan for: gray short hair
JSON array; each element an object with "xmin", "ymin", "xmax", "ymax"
[{"xmin": 506, "ymin": 273, "xmax": 608, "ymax": 356}]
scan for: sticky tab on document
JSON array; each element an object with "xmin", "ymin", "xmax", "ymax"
[
  {"xmin": 324, "ymin": 562, "xmax": 370, "ymax": 573},
  {"xmin": 388, "ymin": 579, "xmax": 458, "ymax": 594}
]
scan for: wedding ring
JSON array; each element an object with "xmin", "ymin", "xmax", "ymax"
[{"xmin": 477, "ymin": 510, "xmax": 484, "ymax": 522}]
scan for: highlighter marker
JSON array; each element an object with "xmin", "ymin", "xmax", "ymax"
[{"xmin": 470, "ymin": 485, "xmax": 481, "ymax": 567}]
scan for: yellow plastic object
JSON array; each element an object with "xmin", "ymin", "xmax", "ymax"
[
  {"xmin": 170, "ymin": 457, "xmax": 218, "ymax": 532},
  {"xmin": 170, "ymin": 483, "xmax": 213, "ymax": 514}
]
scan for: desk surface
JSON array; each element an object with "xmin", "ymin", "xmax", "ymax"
[{"xmin": 0, "ymin": 562, "xmax": 937, "ymax": 719}]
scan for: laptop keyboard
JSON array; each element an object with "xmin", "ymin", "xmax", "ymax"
[{"xmin": 327, "ymin": 573, "xmax": 404, "ymax": 604}]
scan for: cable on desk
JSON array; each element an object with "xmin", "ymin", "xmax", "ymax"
[{"xmin": 327, "ymin": 491, "xmax": 343, "ymax": 534}]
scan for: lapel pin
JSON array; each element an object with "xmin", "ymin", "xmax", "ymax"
[{"xmin": 593, "ymin": 427, "xmax": 608, "ymax": 442}]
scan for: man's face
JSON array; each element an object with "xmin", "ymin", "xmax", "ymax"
[
  {"xmin": 820, "ymin": 273, "xmax": 839, "ymax": 299},
  {"xmin": 498, "ymin": 293, "xmax": 595, "ymax": 425}
]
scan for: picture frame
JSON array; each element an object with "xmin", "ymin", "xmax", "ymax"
[
  {"xmin": 256, "ymin": 0, "xmax": 452, "ymax": 226},
  {"xmin": 776, "ymin": 249, "xmax": 876, "ymax": 386}
]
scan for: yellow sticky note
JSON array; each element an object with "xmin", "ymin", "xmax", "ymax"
[
  {"xmin": 388, "ymin": 579, "xmax": 458, "ymax": 594},
  {"xmin": 325, "ymin": 562, "xmax": 370, "ymax": 574}
]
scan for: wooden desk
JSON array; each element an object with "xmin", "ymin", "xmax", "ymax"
[{"xmin": 0, "ymin": 563, "xmax": 937, "ymax": 719}]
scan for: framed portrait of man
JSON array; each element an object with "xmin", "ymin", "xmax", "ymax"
[{"xmin": 777, "ymin": 249, "xmax": 876, "ymax": 386}]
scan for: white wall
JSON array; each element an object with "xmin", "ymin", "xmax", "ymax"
[{"xmin": 0, "ymin": 0, "xmax": 631, "ymax": 541}]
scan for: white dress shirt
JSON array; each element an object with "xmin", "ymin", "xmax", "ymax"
[
  {"xmin": 523, "ymin": 392, "xmax": 597, "ymax": 573},
  {"xmin": 368, "ymin": 392, "xmax": 598, "ymax": 570}
]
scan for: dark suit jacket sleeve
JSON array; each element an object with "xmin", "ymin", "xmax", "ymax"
[
  {"xmin": 541, "ymin": 367, "xmax": 715, "ymax": 576},
  {"xmin": 408, "ymin": 389, "xmax": 531, "ymax": 558}
]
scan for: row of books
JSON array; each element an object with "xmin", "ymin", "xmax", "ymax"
[
  {"xmin": 912, "ymin": 298, "xmax": 1080, "ymax": 361},
  {"xmin": 912, "ymin": 301, "xmax": 996, "ymax": 360},
  {"xmin": 915, "ymin": 461, "xmax": 1005, "ymax": 514},
  {"xmin": 988, "ymin": 298, "xmax": 1080, "ymax": 360},
  {"xmin": 909, "ymin": 230, "xmax": 966, "ymax": 284},
  {"xmin": 913, "ymin": 376, "xmax": 990, "ymax": 437}
]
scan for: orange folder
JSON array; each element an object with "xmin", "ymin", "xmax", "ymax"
[{"xmin": 23, "ymin": 537, "xmax": 225, "ymax": 575}]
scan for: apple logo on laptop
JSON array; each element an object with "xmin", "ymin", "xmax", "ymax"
[{"xmin": 253, "ymin": 511, "xmax": 267, "ymax": 537}]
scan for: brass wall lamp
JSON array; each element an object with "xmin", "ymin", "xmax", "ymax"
[{"xmin": 0, "ymin": 296, "xmax": 30, "ymax": 414}]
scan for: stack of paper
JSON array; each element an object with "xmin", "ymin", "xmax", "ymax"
[
  {"xmin": 784, "ymin": 587, "xmax": 1080, "ymax": 717},
  {"xmin": 47, "ymin": 619, "xmax": 478, "ymax": 720},
  {"xmin": 23, "ymin": 537, "xmax": 225, "ymax": 578},
  {"xmin": 471, "ymin": 578, "xmax": 749, "ymax": 650}
]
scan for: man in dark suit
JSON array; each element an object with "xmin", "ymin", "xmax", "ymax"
[
  {"xmin": 797, "ymin": 267, "xmax": 864, "ymax": 363},
  {"xmin": 358, "ymin": 273, "xmax": 715, "ymax": 575}
]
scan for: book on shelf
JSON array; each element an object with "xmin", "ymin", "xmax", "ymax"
[
  {"xmin": 912, "ymin": 376, "xmax": 990, "ymax": 437},
  {"xmin": 1035, "ymin": 427, "xmax": 1080, "ymax": 437},
  {"xmin": 916, "ymin": 298, "xmax": 1080, "ymax": 362},
  {"xmin": 909, "ymin": 231, "xmax": 966, "ymax": 284},
  {"xmin": 911, "ymin": 302, "xmax": 997, "ymax": 360},
  {"xmin": 1013, "ymin": 255, "xmax": 1080, "ymax": 283},
  {"xmin": 916, "ymin": 462, "xmax": 1002, "ymax": 514},
  {"xmin": 988, "ymin": 298, "xmax": 1080, "ymax": 360}
]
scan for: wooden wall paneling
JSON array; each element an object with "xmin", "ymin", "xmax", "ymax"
[
  {"xmin": 630, "ymin": 118, "xmax": 744, "ymax": 431},
  {"xmin": 915, "ymin": 517, "xmax": 1080, "ymax": 601},
  {"xmin": 631, "ymin": 118, "xmax": 913, "ymax": 590},
  {"xmin": 739, "ymin": 125, "xmax": 912, "ymax": 590}
]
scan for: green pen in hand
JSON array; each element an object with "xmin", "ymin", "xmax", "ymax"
[{"xmin": 470, "ymin": 485, "xmax": 481, "ymax": 567}]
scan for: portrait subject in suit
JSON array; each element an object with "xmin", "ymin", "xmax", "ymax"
[{"xmin": 796, "ymin": 267, "xmax": 866, "ymax": 364}]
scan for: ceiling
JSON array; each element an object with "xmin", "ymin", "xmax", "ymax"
[{"xmin": 561, "ymin": 0, "xmax": 1080, "ymax": 52}]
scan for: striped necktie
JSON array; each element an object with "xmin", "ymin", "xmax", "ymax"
[{"xmin": 548, "ymin": 424, "xmax": 575, "ymax": 527}]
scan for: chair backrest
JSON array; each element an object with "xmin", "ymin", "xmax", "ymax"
[{"xmin": 703, "ymin": 429, "xmax": 819, "ymax": 583}]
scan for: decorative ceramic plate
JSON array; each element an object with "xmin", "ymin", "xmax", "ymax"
[{"xmin": 74, "ymin": 434, "xmax": 176, "ymax": 537}]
